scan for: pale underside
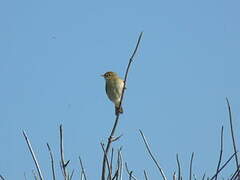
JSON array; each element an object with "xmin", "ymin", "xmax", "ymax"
[{"xmin": 105, "ymin": 78, "xmax": 124, "ymax": 107}]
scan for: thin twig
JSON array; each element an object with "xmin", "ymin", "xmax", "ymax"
[
  {"xmin": 69, "ymin": 169, "xmax": 74, "ymax": 180},
  {"xmin": 32, "ymin": 170, "xmax": 38, "ymax": 180},
  {"xmin": 60, "ymin": 125, "xmax": 69, "ymax": 180},
  {"xmin": 129, "ymin": 171, "xmax": 133, "ymax": 180},
  {"xmin": 210, "ymin": 151, "xmax": 238, "ymax": 180},
  {"xmin": 173, "ymin": 172, "xmax": 176, "ymax": 180},
  {"xmin": 22, "ymin": 131, "xmax": 43, "ymax": 180},
  {"xmin": 144, "ymin": 170, "xmax": 148, "ymax": 180},
  {"xmin": 113, "ymin": 149, "xmax": 120, "ymax": 180},
  {"xmin": 101, "ymin": 32, "xmax": 143, "ymax": 180},
  {"xmin": 230, "ymin": 166, "xmax": 240, "ymax": 180},
  {"xmin": 176, "ymin": 154, "xmax": 181, "ymax": 180},
  {"xmin": 226, "ymin": 98, "xmax": 239, "ymax": 169},
  {"xmin": 119, "ymin": 149, "xmax": 123, "ymax": 180},
  {"xmin": 202, "ymin": 173, "xmax": 206, "ymax": 180},
  {"xmin": 0, "ymin": 174, "xmax": 5, "ymax": 180},
  {"xmin": 230, "ymin": 164, "xmax": 240, "ymax": 180},
  {"xmin": 193, "ymin": 174, "xmax": 197, "ymax": 180},
  {"xmin": 189, "ymin": 152, "xmax": 194, "ymax": 180},
  {"xmin": 139, "ymin": 130, "xmax": 167, "ymax": 180},
  {"xmin": 24, "ymin": 172, "xmax": 27, "ymax": 180},
  {"xmin": 110, "ymin": 148, "xmax": 114, "ymax": 174},
  {"xmin": 101, "ymin": 143, "xmax": 112, "ymax": 180},
  {"xmin": 214, "ymin": 126, "xmax": 224, "ymax": 180},
  {"xmin": 80, "ymin": 172, "xmax": 84, "ymax": 180},
  {"xmin": 125, "ymin": 163, "xmax": 137, "ymax": 180},
  {"xmin": 47, "ymin": 143, "xmax": 56, "ymax": 180},
  {"xmin": 79, "ymin": 157, "xmax": 87, "ymax": 180}
]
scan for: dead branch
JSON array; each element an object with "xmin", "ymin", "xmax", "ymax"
[
  {"xmin": 22, "ymin": 131, "xmax": 43, "ymax": 180},
  {"xmin": 139, "ymin": 130, "xmax": 167, "ymax": 180},
  {"xmin": 60, "ymin": 125, "xmax": 70, "ymax": 180},
  {"xmin": 101, "ymin": 32, "xmax": 143, "ymax": 180},
  {"xmin": 79, "ymin": 157, "xmax": 87, "ymax": 180},
  {"xmin": 189, "ymin": 152, "xmax": 194, "ymax": 180},
  {"xmin": 214, "ymin": 126, "xmax": 224, "ymax": 180},
  {"xmin": 226, "ymin": 98, "xmax": 239, "ymax": 168},
  {"xmin": 47, "ymin": 143, "xmax": 56, "ymax": 180},
  {"xmin": 143, "ymin": 170, "xmax": 148, "ymax": 180},
  {"xmin": 176, "ymin": 154, "xmax": 181, "ymax": 180},
  {"xmin": 210, "ymin": 151, "xmax": 238, "ymax": 180},
  {"xmin": 125, "ymin": 163, "xmax": 137, "ymax": 180}
]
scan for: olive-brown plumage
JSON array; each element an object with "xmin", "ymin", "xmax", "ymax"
[{"xmin": 102, "ymin": 71, "xmax": 124, "ymax": 115}]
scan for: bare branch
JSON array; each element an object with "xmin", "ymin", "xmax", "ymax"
[
  {"xmin": 139, "ymin": 130, "xmax": 167, "ymax": 180},
  {"xmin": 125, "ymin": 163, "xmax": 137, "ymax": 180},
  {"xmin": 176, "ymin": 154, "xmax": 181, "ymax": 180},
  {"xmin": 214, "ymin": 126, "xmax": 224, "ymax": 180},
  {"xmin": 210, "ymin": 151, "xmax": 238, "ymax": 180},
  {"xmin": 202, "ymin": 173, "xmax": 206, "ymax": 180},
  {"xmin": 119, "ymin": 149, "xmax": 123, "ymax": 180},
  {"xmin": 79, "ymin": 157, "xmax": 87, "ymax": 180},
  {"xmin": 144, "ymin": 170, "xmax": 149, "ymax": 180},
  {"xmin": 230, "ymin": 166, "xmax": 240, "ymax": 180},
  {"xmin": 226, "ymin": 98, "xmax": 239, "ymax": 169},
  {"xmin": 60, "ymin": 125, "xmax": 69, "ymax": 180},
  {"xmin": 189, "ymin": 152, "xmax": 194, "ymax": 180},
  {"xmin": 32, "ymin": 170, "xmax": 38, "ymax": 180},
  {"xmin": 24, "ymin": 172, "xmax": 27, "ymax": 180},
  {"xmin": 101, "ymin": 32, "xmax": 143, "ymax": 180},
  {"xmin": 69, "ymin": 169, "xmax": 74, "ymax": 180},
  {"xmin": 110, "ymin": 148, "xmax": 114, "ymax": 174},
  {"xmin": 101, "ymin": 143, "xmax": 112, "ymax": 180},
  {"xmin": 129, "ymin": 171, "xmax": 133, "ymax": 180},
  {"xmin": 0, "ymin": 174, "xmax": 5, "ymax": 180},
  {"xmin": 173, "ymin": 172, "xmax": 176, "ymax": 180},
  {"xmin": 46, "ymin": 143, "xmax": 56, "ymax": 180},
  {"xmin": 22, "ymin": 131, "xmax": 43, "ymax": 180},
  {"xmin": 193, "ymin": 174, "xmax": 197, "ymax": 180}
]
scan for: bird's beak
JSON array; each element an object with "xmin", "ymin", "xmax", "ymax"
[{"xmin": 101, "ymin": 74, "xmax": 104, "ymax": 77}]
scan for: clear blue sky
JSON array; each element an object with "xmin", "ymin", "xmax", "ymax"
[{"xmin": 1, "ymin": 0, "xmax": 240, "ymax": 179}]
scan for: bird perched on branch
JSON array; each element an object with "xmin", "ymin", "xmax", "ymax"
[{"xmin": 102, "ymin": 71, "xmax": 124, "ymax": 115}]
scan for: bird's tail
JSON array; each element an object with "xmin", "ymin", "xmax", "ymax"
[{"xmin": 115, "ymin": 106, "xmax": 123, "ymax": 115}]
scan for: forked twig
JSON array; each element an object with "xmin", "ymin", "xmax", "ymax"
[
  {"xmin": 226, "ymin": 98, "xmax": 239, "ymax": 169},
  {"xmin": 47, "ymin": 143, "xmax": 56, "ymax": 180},
  {"xmin": 60, "ymin": 125, "xmax": 69, "ymax": 180},
  {"xmin": 0, "ymin": 174, "xmax": 5, "ymax": 180},
  {"xmin": 119, "ymin": 149, "xmax": 123, "ymax": 180},
  {"xmin": 32, "ymin": 170, "xmax": 38, "ymax": 180},
  {"xmin": 210, "ymin": 151, "xmax": 238, "ymax": 180},
  {"xmin": 125, "ymin": 163, "xmax": 137, "ymax": 180},
  {"xmin": 173, "ymin": 172, "xmax": 176, "ymax": 180},
  {"xmin": 69, "ymin": 169, "xmax": 74, "ymax": 180},
  {"xmin": 101, "ymin": 32, "xmax": 143, "ymax": 180},
  {"xmin": 129, "ymin": 171, "xmax": 133, "ymax": 180},
  {"xmin": 101, "ymin": 143, "xmax": 112, "ymax": 179},
  {"xmin": 189, "ymin": 152, "xmax": 194, "ymax": 180},
  {"xmin": 214, "ymin": 126, "xmax": 224, "ymax": 180},
  {"xmin": 79, "ymin": 157, "xmax": 87, "ymax": 180},
  {"xmin": 230, "ymin": 166, "xmax": 240, "ymax": 180},
  {"xmin": 22, "ymin": 131, "xmax": 43, "ymax": 180},
  {"xmin": 139, "ymin": 130, "xmax": 167, "ymax": 180}
]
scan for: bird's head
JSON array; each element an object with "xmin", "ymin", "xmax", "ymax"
[{"xmin": 101, "ymin": 71, "xmax": 118, "ymax": 80}]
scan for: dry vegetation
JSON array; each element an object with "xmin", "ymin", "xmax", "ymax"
[{"xmin": 1, "ymin": 33, "xmax": 239, "ymax": 180}]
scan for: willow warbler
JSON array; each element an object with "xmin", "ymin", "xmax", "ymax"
[{"xmin": 102, "ymin": 71, "xmax": 124, "ymax": 115}]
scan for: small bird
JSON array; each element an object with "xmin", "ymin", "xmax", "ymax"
[{"xmin": 102, "ymin": 71, "xmax": 124, "ymax": 115}]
